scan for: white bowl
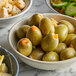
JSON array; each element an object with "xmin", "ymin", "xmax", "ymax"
[
  {"xmin": 9, "ymin": 13, "xmax": 76, "ymax": 70},
  {"xmin": 0, "ymin": 0, "xmax": 32, "ymax": 28}
]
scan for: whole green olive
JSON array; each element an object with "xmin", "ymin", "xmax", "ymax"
[
  {"xmin": 55, "ymin": 25, "xmax": 68, "ymax": 42},
  {"xmin": 16, "ymin": 25, "xmax": 30, "ymax": 39},
  {"xmin": 60, "ymin": 48, "xmax": 76, "ymax": 60},
  {"xmin": 64, "ymin": 34, "xmax": 76, "ymax": 45},
  {"xmin": 41, "ymin": 33, "xmax": 59, "ymax": 52},
  {"xmin": 42, "ymin": 51, "xmax": 59, "ymax": 61},
  {"xmin": 17, "ymin": 38, "xmax": 32, "ymax": 56},
  {"xmin": 55, "ymin": 43, "xmax": 66, "ymax": 53},
  {"xmin": 58, "ymin": 20, "xmax": 75, "ymax": 34},
  {"xmin": 26, "ymin": 25, "xmax": 42, "ymax": 46},
  {"xmin": 71, "ymin": 38, "xmax": 76, "ymax": 50},
  {"xmin": 29, "ymin": 48, "xmax": 44, "ymax": 60},
  {"xmin": 39, "ymin": 17, "xmax": 55, "ymax": 35},
  {"xmin": 28, "ymin": 13, "xmax": 43, "ymax": 26}
]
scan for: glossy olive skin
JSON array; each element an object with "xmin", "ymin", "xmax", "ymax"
[
  {"xmin": 42, "ymin": 51, "xmax": 59, "ymax": 61},
  {"xmin": 60, "ymin": 48, "xmax": 76, "ymax": 60},
  {"xmin": 71, "ymin": 38, "xmax": 76, "ymax": 50},
  {"xmin": 50, "ymin": 18, "xmax": 58, "ymax": 27},
  {"xmin": 17, "ymin": 38, "xmax": 32, "ymax": 56},
  {"xmin": 26, "ymin": 25, "xmax": 42, "ymax": 46},
  {"xmin": 58, "ymin": 20, "xmax": 75, "ymax": 34},
  {"xmin": 55, "ymin": 25, "xmax": 68, "ymax": 42},
  {"xmin": 55, "ymin": 43, "xmax": 66, "ymax": 53},
  {"xmin": 39, "ymin": 18, "xmax": 55, "ymax": 35},
  {"xmin": 41, "ymin": 33, "xmax": 59, "ymax": 52},
  {"xmin": 29, "ymin": 48, "xmax": 44, "ymax": 60},
  {"xmin": 16, "ymin": 25, "xmax": 30, "ymax": 39},
  {"xmin": 64, "ymin": 34, "xmax": 76, "ymax": 45},
  {"xmin": 28, "ymin": 13, "xmax": 43, "ymax": 26}
]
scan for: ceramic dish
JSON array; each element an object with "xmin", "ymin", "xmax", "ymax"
[
  {"xmin": 0, "ymin": 0, "xmax": 32, "ymax": 28},
  {"xmin": 46, "ymin": 0, "xmax": 76, "ymax": 18},
  {"xmin": 9, "ymin": 13, "xmax": 76, "ymax": 70},
  {"xmin": 0, "ymin": 46, "xmax": 19, "ymax": 76}
]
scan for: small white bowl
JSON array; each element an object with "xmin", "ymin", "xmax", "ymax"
[
  {"xmin": 9, "ymin": 13, "xmax": 76, "ymax": 70},
  {"xmin": 0, "ymin": 46, "xmax": 19, "ymax": 76},
  {"xmin": 0, "ymin": 0, "xmax": 32, "ymax": 28}
]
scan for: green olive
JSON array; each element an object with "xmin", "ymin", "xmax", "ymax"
[
  {"xmin": 41, "ymin": 33, "xmax": 59, "ymax": 52},
  {"xmin": 60, "ymin": 48, "xmax": 76, "ymax": 60},
  {"xmin": 26, "ymin": 25, "xmax": 42, "ymax": 46},
  {"xmin": 29, "ymin": 48, "xmax": 44, "ymax": 60},
  {"xmin": 28, "ymin": 13, "xmax": 43, "ymax": 26},
  {"xmin": 71, "ymin": 38, "xmax": 76, "ymax": 50},
  {"xmin": 50, "ymin": 18, "xmax": 58, "ymax": 27},
  {"xmin": 64, "ymin": 34, "xmax": 76, "ymax": 45},
  {"xmin": 55, "ymin": 25, "xmax": 68, "ymax": 42},
  {"xmin": 16, "ymin": 25, "xmax": 30, "ymax": 39},
  {"xmin": 58, "ymin": 20, "xmax": 75, "ymax": 34},
  {"xmin": 42, "ymin": 51, "xmax": 59, "ymax": 61},
  {"xmin": 55, "ymin": 43, "xmax": 66, "ymax": 53},
  {"xmin": 17, "ymin": 38, "xmax": 32, "ymax": 56},
  {"xmin": 39, "ymin": 17, "xmax": 55, "ymax": 35}
]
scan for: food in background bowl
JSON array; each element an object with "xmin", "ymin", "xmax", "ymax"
[
  {"xmin": 50, "ymin": 0, "xmax": 76, "ymax": 18},
  {"xmin": 0, "ymin": 47, "xmax": 19, "ymax": 76},
  {"xmin": 0, "ymin": 0, "xmax": 32, "ymax": 28},
  {"xmin": 15, "ymin": 13, "xmax": 76, "ymax": 62},
  {"xmin": 0, "ymin": 55, "xmax": 12, "ymax": 76},
  {"xmin": 0, "ymin": 0, "xmax": 25, "ymax": 18}
]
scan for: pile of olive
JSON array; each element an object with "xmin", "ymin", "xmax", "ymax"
[{"xmin": 16, "ymin": 13, "xmax": 76, "ymax": 62}]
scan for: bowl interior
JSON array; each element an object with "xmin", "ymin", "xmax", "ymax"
[
  {"xmin": 22, "ymin": 0, "xmax": 31, "ymax": 11},
  {"xmin": 9, "ymin": 13, "xmax": 76, "ymax": 63},
  {"xmin": 0, "ymin": 47, "xmax": 19, "ymax": 76}
]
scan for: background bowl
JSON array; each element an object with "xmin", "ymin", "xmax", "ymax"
[
  {"xmin": 9, "ymin": 13, "xmax": 76, "ymax": 71},
  {"xmin": 0, "ymin": 0, "xmax": 32, "ymax": 28},
  {"xmin": 46, "ymin": 0, "xmax": 59, "ymax": 13},
  {"xmin": 0, "ymin": 46, "xmax": 19, "ymax": 76}
]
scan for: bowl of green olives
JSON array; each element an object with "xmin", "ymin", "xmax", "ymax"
[{"xmin": 9, "ymin": 13, "xmax": 76, "ymax": 70}]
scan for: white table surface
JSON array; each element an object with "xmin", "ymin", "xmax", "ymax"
[{"xmin": 0, "ymin": 0, "xmax": 76, "ymax": 76}]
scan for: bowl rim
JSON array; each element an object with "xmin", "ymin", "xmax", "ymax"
[
  {"xmin": 45, "ymin": 0, "xmax": 60, "ymax": 14},
  {"xmin": 9, "ymin": 13, "xmax": 76, "ymax": 64},
  {"xmin": 0, "ymin": 46, "xmax": 19, "ymax": 76},
  {"xmin": 0, "ymin": 0, "xmax": 32, "ymax": 20}
]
